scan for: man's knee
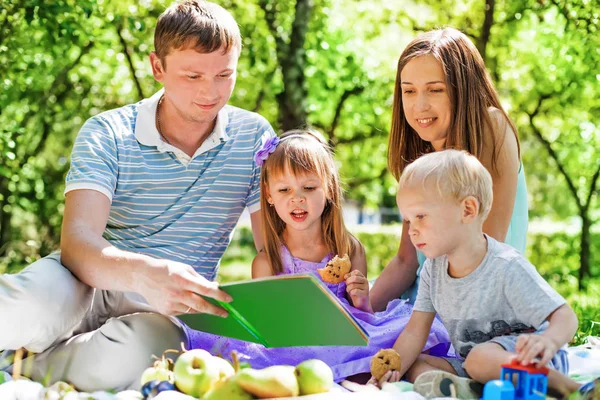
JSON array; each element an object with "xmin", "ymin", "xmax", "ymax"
[
  {"xmin": 0, "ymin": 254, "xmax": 93, "ymax": 351},
  {"xmin": 88, "ymin": 313, "xmax": 186, "ymax": 391}
]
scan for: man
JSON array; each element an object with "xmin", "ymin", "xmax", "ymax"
[{"xmin": 0, "ymin": 0, "xmax": 274, "ymax": 391}]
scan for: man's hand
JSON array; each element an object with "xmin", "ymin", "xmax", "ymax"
[
  {"xmin": 135, "ymin": 259, "xmax": 232, "ymax": 317},
  {"xmin": 514, "ymin": 333, "xmax": 559, "ymax": 368},
  {"xmin": 345, "ymin": 270, "xmax": 373, "ymax": 313}
]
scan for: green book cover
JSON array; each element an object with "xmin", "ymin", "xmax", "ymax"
[{"xmin": 178, "ymin": 274, "xmax": 369, "ymax": 348}]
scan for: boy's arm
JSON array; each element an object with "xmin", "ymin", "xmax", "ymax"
[
  {"xmin": 515, "ymin": 303, "xmax": 578, "ymax": 367},
  {"xmin": 393, "ymin": 311, "xmax": 437, "ymax": 377},
  {"xmin": 370, "ymin": 222, "xmax": 419, "ymax": 311},
  {"xmin": 251, "ymin": 251, "xmax": 273, "ymax": 278}
]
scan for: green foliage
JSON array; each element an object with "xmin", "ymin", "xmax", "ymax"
[{"xmin": 1, "ymin": 1, "xmax": 598, "ymax": 284}]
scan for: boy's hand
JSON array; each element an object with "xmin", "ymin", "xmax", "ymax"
[
  {"xmin": 515, "ymin": 333, "xmax": 559, "ymax": 368},
  {"xmin": 367, "ymin": 370, "xmax": 402, "ymax": 388},
  {"xmin": 345, "ymin": 270, "xmax": 372, "ymax": 313}
]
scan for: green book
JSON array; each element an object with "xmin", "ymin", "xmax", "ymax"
[{"xmin": 178, "ymin": 274, "xmax": 369, "ymax": 348}]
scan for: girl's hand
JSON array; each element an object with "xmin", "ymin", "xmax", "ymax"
[
  {"xmin": 367, "ymin": 370, "xmax": 402, "ymax": 388},
  {"xmin": 514, "ymin": 333, "xmax": 558, "ymax": 368},
  {"xmin": 345, "ymin": 270, "xmax": 373, "ymax": 313}
]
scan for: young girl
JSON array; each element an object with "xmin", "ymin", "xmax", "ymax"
[
  {"xmin": 185, "ymin": 130, "xmax": 451, "ymax": 381},
  {"xmin": 371, "ymin": 27, "xmax": 528, "ymax": 310}
]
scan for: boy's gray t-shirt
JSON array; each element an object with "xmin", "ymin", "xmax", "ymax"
[{"xmin": 414, "ymin": 235, "xmax": 565, "ymax": 359}]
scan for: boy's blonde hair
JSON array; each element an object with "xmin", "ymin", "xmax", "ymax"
[
  {"xmin": 260, "ymin": 129, "xmax": 357, "ymax": 275},
  {"xmin": 398, "ymin": 149, "xmax": 493, "ymax": 220},
  {"xmin": 155, "ymin": 0, "xmax": 242, "ymax": 68}
]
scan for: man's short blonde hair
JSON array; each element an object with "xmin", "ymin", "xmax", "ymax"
[
  {"xmin": 155, "ymin": 0, "xmax": 241, "ymax": 66},
  {"xmin": 398, "ymin": 149, "xmax": 493, "ymax": 220}
]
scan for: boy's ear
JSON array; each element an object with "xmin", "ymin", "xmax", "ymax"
[{"xmin": 461, "ymin": 196, "xmax": 480, "ymax": 223}]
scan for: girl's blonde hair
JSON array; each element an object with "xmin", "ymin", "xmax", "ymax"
[
  {"xmin": 388, "ymin": 27, "xmax": 520, "ymax": 181},
  {"xmin": 399, "ymin": 150, "xmax": 493, "ymax": 220},
  {"xmin": 260, "ymin": 129, "xmax": 356, "ymax": 275}
]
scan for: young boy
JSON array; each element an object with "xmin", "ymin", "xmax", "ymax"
[{"xmin": 379, "ymin": 149, "xmax": 584, "ymax": 398}]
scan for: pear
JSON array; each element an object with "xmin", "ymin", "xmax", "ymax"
[
  {"xmin": 295, "ymin": 359, "xmax": 333, "ymax": 395},
  {"xmin": 203, "ymin": 374, "xmax": 254, "ymax": 400},
  {"xmin": 213, "ymin": 356, "xmax": 235, "ymax": 382},
  {"xmin": 236, "ymin": 365, "xmax": 299, "ymax": 398}
]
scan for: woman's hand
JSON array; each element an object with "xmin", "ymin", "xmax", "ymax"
[{"xmin": 345, "ymin": 270, "xmax": 373, "ymax": 313}]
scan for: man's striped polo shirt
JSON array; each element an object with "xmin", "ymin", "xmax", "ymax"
[{"xmin": 65, "ymin": 90, "xmax": 275, "ymax": 280}]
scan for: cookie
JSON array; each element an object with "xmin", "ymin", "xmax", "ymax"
[
  {"xmin": 370, "ymin": 349, "xmax": 401, "ymax": 380},
  {"xmin": 317, "ymin": 254, "xmax": 351, "ymax": 284}
]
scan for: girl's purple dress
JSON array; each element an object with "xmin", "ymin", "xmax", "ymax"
[{"xmin": 185, "ymin": 246, "xmax": 451, "ymax": 381}]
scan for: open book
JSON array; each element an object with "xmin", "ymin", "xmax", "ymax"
[{"xmin": 178, "ymin": 274, "xmax": 369, "ymax": 348}]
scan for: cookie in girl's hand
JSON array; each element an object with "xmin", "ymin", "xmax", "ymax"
[
  {"xmin": 317, "ymin": 254, "xmax": 351, "ymax": 284},
  {"xmin": 370, "ymin": 349, "xmax": 401, "ymax": 380}
]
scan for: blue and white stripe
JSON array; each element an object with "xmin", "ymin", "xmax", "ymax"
[{"xmin": 65, "ymin": 90, "xmax": 275, "ymax": 279}]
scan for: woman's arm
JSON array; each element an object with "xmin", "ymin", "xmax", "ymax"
[
  {"xmin": 481, "ymin": 108, "xmax": 520, "ymax": 242},
  {"xmin": 370, "ymin": 221, "xmax": 419, "ymax": 311}
]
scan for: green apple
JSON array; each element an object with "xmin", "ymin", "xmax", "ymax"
[
  {"xmin": 173, "ymin": 349, "xmax": 220, "ymax": 398},
  {"xmin": 140, "ymin": 366, "xmax": 174, "ymax": 386},
  {"xmin": 295, "ymin": 359, "xmax": 334, "ymax": 395},
  {"xmin": 213, "ymin": 356, "xmax": 235, "ymax": 381}
]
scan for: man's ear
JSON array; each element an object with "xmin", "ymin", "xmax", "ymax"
[
  {"xmin": 149, "ymin": 52, "xmax": 165, "ymax": 82},
  {"xmin": 461, "ymin": 196, "xmax": 480, "ymax": 223}
]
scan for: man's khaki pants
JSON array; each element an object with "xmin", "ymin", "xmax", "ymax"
[{"xmin": 0, "ymin": 252, "xmax": 187, "ymax": 392}]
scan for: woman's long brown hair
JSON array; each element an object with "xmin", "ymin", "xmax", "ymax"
[
  {"xmin": 260, "ymin": 130, "xmax": 356, "ymax": 275},
  {"xmin": 388, "ymin": 27, "xmax": 520, "ymax": 180}
]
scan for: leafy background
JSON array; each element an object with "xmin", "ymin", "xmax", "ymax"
[{"xmin": 1, "ymin": 0, "xmax": 598, "ymax": 342}]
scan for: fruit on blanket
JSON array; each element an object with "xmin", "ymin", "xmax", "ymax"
[
  {"xmin": 173, "ymin": 349, "xmax": 221, "ymax": 398},
  {"xmin": 236, "ymin": 365, "xmax": 300, "ymax": 398},
  {"xmin": 141, "ymin": 366, "xmax": 174, "ymax": 386},
  {"xmin": 370, "ymin": 348, "xmax": 401, "ymax": 380},
  {"xmin": 204, "ymin": 374, "xmax": 254, "ymax": 400},
  {"xmin": 141, "ymin": 354, "xmax": 175, "ymax": 386},
  {"xmin": 147, "ymin": 380, "xmax": 176, "ymax": 399},
  {"xmin": 213, "ymin": 356, "xmax": 235, "ymax": 381},
  {"xmin": 141, "ymin": 380, "xmax": 160, "ymax": 398},
  {"xmin": 295, "ymin": 359, "xmax": 333, "ymax": 395}
]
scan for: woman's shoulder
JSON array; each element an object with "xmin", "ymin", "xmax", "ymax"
[
  {"xmin": 251, "ymin": 250, "xmax": 272, "ymax": 278},
  {"xmin": 481, "ymin": 107, "xmax": 520, "ymax": 170},
  {"xmin": 486, "ymin": 107, "xmax": 514, "ymax": 138}
]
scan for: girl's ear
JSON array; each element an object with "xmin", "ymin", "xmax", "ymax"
[
  {"xmin": 264, "ymin": 186, "xmax": 273, "ymax": 205},
  {"xmin": 461, "ymin": 196, "xmax": 480, "ymax": 223}
]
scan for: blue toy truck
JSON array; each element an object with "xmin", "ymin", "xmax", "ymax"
[{"xmin": 482, "ymin": 360, "xmax": 549, "ymax": 400}]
